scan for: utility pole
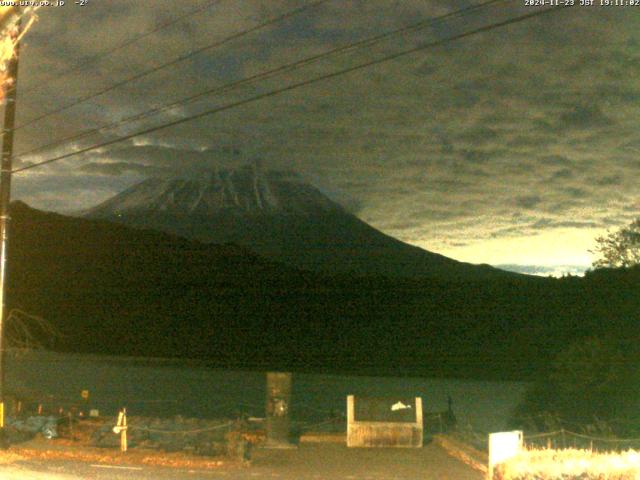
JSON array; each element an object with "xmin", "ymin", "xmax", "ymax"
[{"xmin": 0, "ymin": 9, "xmax": 21, "ymax": 443}]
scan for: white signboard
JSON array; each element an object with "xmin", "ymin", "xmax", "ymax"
[{"xmin": 488, "ymin": 430, "xmax": 523, "ymax": 479}]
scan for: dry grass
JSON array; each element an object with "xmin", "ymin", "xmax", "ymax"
[
  {"xmin": 497, "ymin": 448, "xmax": 640, "ymax": 480},
  {"xmin": 11, "ymin": 439, "xmax": 229, "ymax": 470},
  {"xmin": 0, "ymin": 414, "xmax": 259, "ymax": 471},
  {"xmin": 5, "ymin": 416, "xmax": 234, "ymax": 470},
  {"xmin": 2, "ymin": 415, "xmax": 259, "ymax": 470},
  {"xmin": 0, "ymin": 410, "xmax": 264, "ymax": 469},
  {"xmin": 0, "ymin": 450, "xmax": 25, "ymax": 464}
]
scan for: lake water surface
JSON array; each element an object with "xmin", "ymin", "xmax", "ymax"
[{"xmin": 5, "ymin": 350, "xmax": 528, "ymax": 435}]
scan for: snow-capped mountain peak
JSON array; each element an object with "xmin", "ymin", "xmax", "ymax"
[
  {"xmin": 86, "ymin": 164, "xmax": 514, "ymax": 280},
  {"xmin": 89, "ymin": 165, "xmax": 342, "ymax": 218}
]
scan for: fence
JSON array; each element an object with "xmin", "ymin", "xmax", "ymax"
[
  {"xmin": 451, "ymin": 412, "xmax": 640, "ymax": 454},
  {"xmin": 5, "ymin": 388, "xmax": 265, "ymax": 420},
  {"xmin": 523, "ymin": 428, "xmax": 640, "ymax": 452}
]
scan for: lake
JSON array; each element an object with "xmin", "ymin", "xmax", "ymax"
[{"xmin": 5, "ymin": 350, "xmax": 528, "ymax": 435}]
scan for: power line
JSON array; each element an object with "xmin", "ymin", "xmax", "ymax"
[
  {"xmin": 13, "ymin": 5, "xmax": 571, "ymax": 175},
  {"xmin": 17, "ymin": 0, "xmax": 222, "ymax": 98},
  {"xmin": 10, "ymin": 0, "xmax": 330, "ymax": 135},
  {"xmin": 14, "ymin": 0, "xmax": 507, "ymax": 161}
]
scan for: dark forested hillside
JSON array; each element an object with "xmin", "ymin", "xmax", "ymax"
[{"xmin": 7, "ymin": 202, "xmax": 640, "ymax": 381}]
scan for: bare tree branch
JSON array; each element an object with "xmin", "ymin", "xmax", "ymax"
[{"xmin": 5, "ymin": 308, "xmax": 63, "ymax": 351}]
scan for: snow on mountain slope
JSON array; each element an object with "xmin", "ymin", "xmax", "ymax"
[
  {"xmin": 89, "ymin": 166, "xmax": 341, "ymax": 218},
  {"xmin": 86, "ymin": 165, "xmax": 515, "ymax": 280}
]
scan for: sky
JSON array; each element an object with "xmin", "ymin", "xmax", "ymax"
[{"xmin": 5, "ymin": 1, "xmax": 640, "ymax": 276}]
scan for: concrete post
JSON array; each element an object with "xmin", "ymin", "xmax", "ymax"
[{"xmin": 264, "ymin": 371, "xmax": 293, "ymax": 448}]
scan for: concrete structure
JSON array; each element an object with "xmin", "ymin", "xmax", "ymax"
[
  {"xmin": 347, "ymin": 395, "xmax": 423, "ymax": 448},
  {"xmin": 264, "ymin": 372, "xmax": 293, "ymax": 448}
]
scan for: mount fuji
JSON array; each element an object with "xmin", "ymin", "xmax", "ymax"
[{"xmin": 86, "ymin": 164, "xmax": 513, "ymax": 280}]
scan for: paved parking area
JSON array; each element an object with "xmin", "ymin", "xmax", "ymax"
[{"xmin": 0, "ymin": 443, "xmax": 483, "ymax": 479}]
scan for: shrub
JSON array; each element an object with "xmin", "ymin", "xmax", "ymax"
[{"xmin": 495, "ymin": 448, "xmax": 640, "ymax": 480}]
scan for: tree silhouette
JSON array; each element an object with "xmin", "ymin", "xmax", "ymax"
[
  {"xmin": 591, "ymin": 219, "xmax": 640, "ymax": 268},
  {"xmin": 512, "ymin": 337, "xmax": 640, "ymax": 435}
]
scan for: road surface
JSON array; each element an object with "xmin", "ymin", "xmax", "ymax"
[{"xmin": 0, "ymin": 442, "xmax": 483, "ymax": 479}]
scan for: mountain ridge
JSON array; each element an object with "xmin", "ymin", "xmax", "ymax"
[
  {"xmin": 6, "ymin": 201, "xmax": 640, "ymax": 381},
  {"xmin": 86, "ymin": 165, "xmax": 518, "ymax": 280}
]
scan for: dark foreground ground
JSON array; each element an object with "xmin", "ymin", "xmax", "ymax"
[{"xmin": 0, "ymin": 442, "xmax": 483, "ymax": 480}]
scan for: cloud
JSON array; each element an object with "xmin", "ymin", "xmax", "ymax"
[
  {"xmin": 8, "ymin": 2, "xmax": 640, "ymax": 271},
  {"xmin": 516, "ymin": 195, "xmax": 541, "ymax": 209},
  {"xmin": 558, "ymin": 104, "xmax": 611, "ymax": 129},
  {"xmin": 539, "ymin": 155, "xmax": 573, "ymax": 167},
  {"xmin": 553, "ymin": 221, "xmax": 600, "ymax": 229},
  {"xmin": 497, "ymin": 264, "xmax": 588, "ymax": 277},
  {"xmin": 551, "ymin": 168, "xmax": 573, "ymax": 180},
  {"xmin": 565, "ymin": 187, "xmax": 588, "ymax": 199},
  {"xmin": 593, "ymin": 175, "xmax": 622, "ymax": 186},
  {"xmin": 78, "ymin": 162, "xmax": 155, "ymax": 176},
  {"xmin": 80, "ymin": 143, "xmax": 247, "ymax": 175}
]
